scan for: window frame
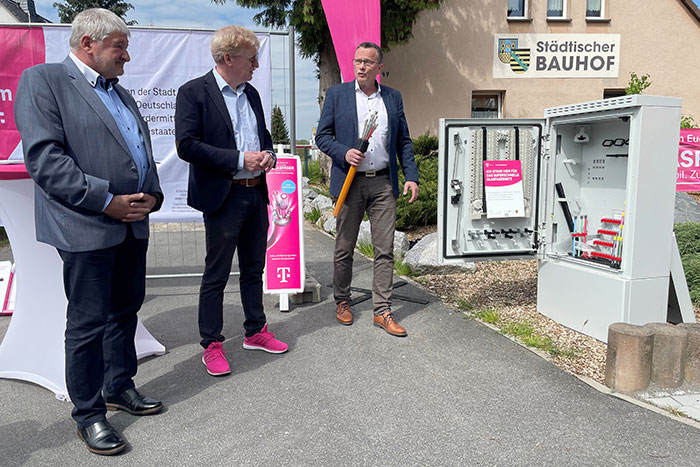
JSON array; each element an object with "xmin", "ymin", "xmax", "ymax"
[
  {"xmin": 546, "ymin": 0, "xmax": 567, "ymax": 19},
  {"xmin": 507, "ymin": 0, "xmax": 529, "ymax": 20},
  {"xmin": 586, "ymin": 0, "xmax": 606, "ymax": 19},
  {"xmin": 471, "ymin": 92, "xmax": 503, "ymax": 119}
]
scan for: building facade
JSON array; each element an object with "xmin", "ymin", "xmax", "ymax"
[
  {"xmin": 383, "ymin": 0, "xmax": 700, "ymax": 135},
  {"xmin": 0, "ymin": 0, "xmax": 48, "ymax": 23}
]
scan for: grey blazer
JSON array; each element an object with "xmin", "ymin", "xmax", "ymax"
[{"xmin": 14, "ymin": 56, "xmax": 163, "ymax": 252}]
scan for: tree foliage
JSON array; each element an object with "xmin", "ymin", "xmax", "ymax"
[
  {"xmin": 625, "ymin": 72, "xmax": 651, "ymax": 95},
  {"xmin": 53, "ymin": 0, "xmax": 136, "ymax": 24},
  {"xmin": 681, "ymin": 115, "xmax": 698, "ymax": 129},
  {"xmin": 271, "ymin": 105, "xmax": 290, "ymax": 145},
  {"xmin": 213, "ymin": 0, "xmax": 443, "ymax": 103}
]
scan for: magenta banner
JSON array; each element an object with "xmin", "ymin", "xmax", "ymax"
[
  {"xmin": 265, "ymin": 156, "xmax": 305, "ymax": 294},
  {"xmin": 321, "ymin": 0, "xmax": 381, "ymax": 82},
  {"xmin": 0, "ymin": 27, "xmax": 45, "ymax": 159},
  {"xmin": 678, "ymin": 129, "xmax": 700, "ymax": 192}
]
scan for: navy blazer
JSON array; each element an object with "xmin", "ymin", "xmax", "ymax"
[
  {"xmin": 315, "ymin": 81, "xmax": 418, "ymax": 199},
  {"xmin": 14, "ymin": 57, "xmax": 163, "ymax": 252},
  {"xmin": 175, "ymin": 70, "xmax": 273, "ymax": 215}
]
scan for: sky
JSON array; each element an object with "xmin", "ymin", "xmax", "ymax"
[{"xmin": 32, "ymin": 0, "xmax": 321, "ymax": 142}]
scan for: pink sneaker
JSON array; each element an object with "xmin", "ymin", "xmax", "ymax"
[
  {"xmin": 202, "ymin": 342, "xmax": 231, "ymax": 376},
  {"xmin": 243, "ymin": 324, "xmax": 288, "ymax": 354}
]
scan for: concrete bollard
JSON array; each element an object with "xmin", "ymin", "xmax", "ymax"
[
  {"xmin": 645, "ymin": 323, "xmax": 688, "ymax": 388},
  {"xmin": 604, "ymin": 323, "xmax": 654, "ymax": 392},
  {"xmin": 678, "ymin": 323, "xmax": 700, "ymax": 384}
]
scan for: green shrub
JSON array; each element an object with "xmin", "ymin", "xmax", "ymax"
[
  {"xmin": 682, "ymin": 253, "xmax": 700, "ymax": 305},
  {"xmin": 675, "ymin": 222, "xmax": 700, "ymax": 305},
  {"xmin": 0, "ymin": 227, "xmax": 7, "ymax": 246},
  {"xmin": 396, "ymin": 152, "xmax": 438, "ymax": 230},
  {"xmin": 305, "ymin": 159, "xmax": 326, "ymax": 185},
  {"xmin": 675, "ymin": 222, "xmax": 700, "ymax": 256},
  {"xmin": 304, "ymin": 207, "xmax": 321, "ymax": 224},
  {"xmin": 412, "ymin": 132, "xmax": 439, "ymax": 157}
]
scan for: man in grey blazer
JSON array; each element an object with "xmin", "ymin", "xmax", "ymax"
[{"xmin": 14, "ymin": 9, "xmax": 163, "ymax": 456}]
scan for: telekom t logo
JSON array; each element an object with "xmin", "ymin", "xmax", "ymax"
[
  {"xmin": 276, "ymin": 267, "xmax": 291, "ymax": 283},
  {"xmin": 0, "ymin": 111, "xmax": 5, "ymax": 124}
]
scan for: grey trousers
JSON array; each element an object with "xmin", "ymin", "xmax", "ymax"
[{"xmin": 334, "ymin": 172, "xmax": 396, "ymax": 315}]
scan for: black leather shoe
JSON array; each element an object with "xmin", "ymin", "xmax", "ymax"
[
  {"xmin": 104, "ymin": 388, "xmax": 163, "ymax": 415},
  {"xmin": 77, "ymin": 420, "xmax": 126, "ymax": 455}
]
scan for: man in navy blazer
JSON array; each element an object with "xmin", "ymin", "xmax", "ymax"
[
  {"xmin": 175, "ymin": 25, "xmax": 288, "ymax": 378},
  {"xmin": 316, "ymin": 42, "xmax": 419, "ymax": 337},
  {"xmin": 14, "ymin": 9, "xmax": 163, "ymax": 455}
]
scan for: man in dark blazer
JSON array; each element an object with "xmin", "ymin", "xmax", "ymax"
[
  {"xmin": 316, "ymin": 42, "xmax": 419, "ymax": 337},
  {"xmin": 175, "ymin": 25, "xmax": 288, "ymax": 378},
  {"xmin": 14, "ymin": 9, "xmax": 163, "ymax": 456}
]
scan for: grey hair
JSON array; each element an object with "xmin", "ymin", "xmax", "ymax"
[
  {"xmin": 356, "ymin": 42, "xmax": 383, "ymax": 64},
  {"xmin": 69, "ymin": 8, "xmax": 129, "ymax": 51},
  {"xmin": 210, "ymin": 25, "xmax": 260, "ymax": 64}
]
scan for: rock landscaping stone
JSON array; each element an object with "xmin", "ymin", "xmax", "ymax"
[{"xmin": 403, "ymin": 232, "xmax": 475, "ymax": 275}]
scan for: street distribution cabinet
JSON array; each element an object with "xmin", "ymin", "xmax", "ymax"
[{"xmin": 437, "ymin": 95, "xmax": 694, "ymax": 342}]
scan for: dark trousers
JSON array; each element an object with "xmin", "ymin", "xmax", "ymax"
[
  {"xmin": 58, "ymin": 226, "xmax": 148, "ymax": 428},
  {"xmin": 199, "ymin": 183, "xmax": 268, "ymax": 347}
]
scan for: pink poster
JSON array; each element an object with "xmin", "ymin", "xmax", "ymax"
[
  {"xmin": 265, "ymin": 156, "xmax": 305, "ymax": 294},
  {"xmin": 0, "ymin": 27, "xmax": 45, "ymax": 159},
  {"xmin": 678, "ymin": 129, "xmax": 700, "ymax": 192},
  {"xmin": 483, "ymin": 160, "xmax": 525, "ymax": 218}
]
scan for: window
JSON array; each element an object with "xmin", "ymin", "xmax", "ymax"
[
  {"xmin": 472, "ymin": 93, "xmax": 502, "ymax": 119},
  {"xmin": 603, "ymin": 89, "xmax": 626, "ymax": 99},
  {"xmin": 586, "ymin": 0, "xmax": 604, "ymax": 18},
  {"xmin": 507, "ymin": 0, "xmax": 527, "ymax": 18},
  {"xmin": 547, "ymin": 0, "xmax": 565, "ymax": 18}
]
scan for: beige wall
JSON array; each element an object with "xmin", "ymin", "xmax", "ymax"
[{"xmin": 383, "ymin": 0, "xmax": 700, "ymax": 135}]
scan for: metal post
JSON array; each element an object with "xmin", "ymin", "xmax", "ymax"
[{"xmin": 288, "ymin": 26, "xmax": 296, "ymax": 156}]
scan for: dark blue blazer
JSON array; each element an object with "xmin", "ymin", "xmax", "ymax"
[
  {"xmin": 175, "ymin": 70, "xmax": 273, "ymax": 214},
  {"xmin": 315, "ymin": 81, "xmax": 418, "ymax": 199}
]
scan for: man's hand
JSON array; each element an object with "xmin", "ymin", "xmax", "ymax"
[
  {"xmin": 260, "ymin": 151, "xmax": 275, "ymax": 173},
  {"xmin": 403, "ymin": 181, "xmax": 419, "ymax": 204},
  {"xmin": 345, "ymin": 148, "xmax": 365, "ymax": 167},
  {"xmin": 243, "ymin": 151, "xmax": 271, "ymax": 172},
  {"xmin": 104, "ymin": 193, "xmax": 156, "ymax": 222}
]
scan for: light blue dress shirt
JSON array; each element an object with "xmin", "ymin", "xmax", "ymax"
[
  {"xmin": 212, "ymin": 67, "xmax": 262, "ymax": 179},
  {"xmin": 69, "ymin": 53, "xmax": 150, "ymax": 210}
]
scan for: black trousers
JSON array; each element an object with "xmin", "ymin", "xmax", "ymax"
[
  {"xmin": 58, "ymin": 226, "xmax": 148, "ymax": 428},
  {"xmin": 199, "ymin": 183, "xmax": 268, "ymax": 347}
]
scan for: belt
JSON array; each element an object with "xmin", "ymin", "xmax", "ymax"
[
  {"xmin": 357, "ymin": 168, "xmax": 389, "ymax": 177},
  {"xmin": 232, "ymin": 176, "xmax": 262, "ymax": 187}
]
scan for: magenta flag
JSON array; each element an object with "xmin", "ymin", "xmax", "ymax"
[{"xmin": 321, "ymin": 0, "xmax": 381, "ymax": 83}]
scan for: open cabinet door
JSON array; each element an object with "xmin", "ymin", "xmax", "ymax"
[{"xmin": 437, "ymin": 119, "xmax": 546, "ymax": 264}]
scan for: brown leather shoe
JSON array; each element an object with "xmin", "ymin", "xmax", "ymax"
[
  {"xmin": 373, "ymin": 311, "xmax": 407, "ymax": 337},
  {"xmin": 336, "ymin": 301, "xmax": 353, "ymax": 325}
]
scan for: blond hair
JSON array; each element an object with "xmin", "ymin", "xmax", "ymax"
[{"xmin": 210, "ymin": 26, "xmax": 260, "ymax": 64}]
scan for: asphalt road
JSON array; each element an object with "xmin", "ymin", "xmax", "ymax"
[{"xmin": 2, "ymin": 228, "xmax": 700, "ymax": 466}]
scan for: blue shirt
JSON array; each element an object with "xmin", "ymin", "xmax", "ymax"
[
  {"xmin": 69, "ymin": 53, "xmax": 150, "ymax": 209},
  {"xmin": 212, "ymin": 67, "xmax": 261, "ymax": 179}
]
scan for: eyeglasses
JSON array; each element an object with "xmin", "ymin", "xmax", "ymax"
[{"xmin": 353, "ymin": 59, "xmax": 378, "ymax": 66}]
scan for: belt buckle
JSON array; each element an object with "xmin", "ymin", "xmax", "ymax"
[
  {"xmin": 244, "ymin": 178, "xmax": 254, "ymax": 187},
  {"xmin": 365, "ymin": 170, "xmax": 376, "ymax": 178}
]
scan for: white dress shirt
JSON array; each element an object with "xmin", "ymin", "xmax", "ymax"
[
  {"xmin": 212, "ymin": 67, "xmax": 261, "ymax": 179},
  {"xmin": 355, "ymin": 80, "xmax": 389, "ymax": 172}
]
